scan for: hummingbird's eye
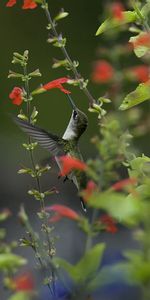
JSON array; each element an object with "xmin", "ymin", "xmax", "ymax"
[{"xmin": 73, "ymin": 111, "xmax": 78, "ymax": 120}]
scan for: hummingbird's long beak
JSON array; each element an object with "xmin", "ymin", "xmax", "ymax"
[{"xmin": 67, "ymin": 94, "xmax": 77, "ymax": 110}]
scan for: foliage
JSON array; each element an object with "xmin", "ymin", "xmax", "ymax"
[{"xmin": 1, "ymin": 0, "xmax": 150, "ymax": 299}]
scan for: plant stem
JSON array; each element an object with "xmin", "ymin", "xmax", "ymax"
[
  {"xmin": 23, "ymin": 64, "xmax": 56, "ymax": 296},
  {"xmin": 85, "ymin": 209, "xmax": 98, "ymax": 252},
  {"xmin": 21, "ymin": 210, "xmax": 54, "ymax": 294},
  {"xmin": 42, "ymin": 0, "xmax": 95, "ymax": 106}
]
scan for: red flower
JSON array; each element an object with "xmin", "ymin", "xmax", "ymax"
[
  {"xmin": 6, "ymin": 0, "xmax": 16, "ymax": 7},
  {"xmin": 59, "ymin": 156, "xmax": 87, "ymax": 176},
  {"xmin": 13, "ymin": 273, "xmax": 34, "ymax": 291},
  {"xmin": 100, "ymin": 214, "xmax": 118, "ymax": 233},
  {"xmin": 133, "ymin": 33, "xmax": 150, "ymax": 48},
  {"xmin": 91, "ymin": 60, "xmax": 114, "ymax": 83},
  {"xmin": 82, "ymin": 180, "xmax": 97, "ymax": 201},
  {"xmin": 111, "ymin": 2, "xmax": 125, "ymax": 21},
  {"xmin": 43, "ymin": 77, "xmax": 71, "ymax": 94},
  {"xmin": 129, "ymin": 65, "xmax": 149, "ymax": 83},
  {"xmin": 6, "ymin": 0, "xmax": 37, "ymax": 9},
  {"xmin": 9, "ymin": 87, "xmax": 23, "ymax": 106},
  {"xmin": 22, "ymin": 0, "xmax": 37, "ymax": 9},
  {"xmin": 45, "ymin": 205, "xmax": 80, "ymax": 222},
  {"xmin": 111, "ymin": 178, "xmax": 137, "ymax": 191}
]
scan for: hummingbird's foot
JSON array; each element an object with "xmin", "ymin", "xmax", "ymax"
[
  {"xmin": 57, "ymin": 175, "xmax": 69, "ymax": 182},
  {"xmin": 63, "ymin": 176, "xmax": 68, "ymax": 183}
]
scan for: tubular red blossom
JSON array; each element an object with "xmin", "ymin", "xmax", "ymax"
[
  {"xmin": 91, "ymin": 60, "xmax": 114, "ymax": 83},
  {"xmin": 43, "ymin": 77, "xmax": 71, "ymax": 94},
  {"xmin": 6, "ymin": 0, "xmax": 37, "ymax": 8},
  {"xmin": 82, "ymin": 180, "xmax": 97, "ymax": 202},
  {"xmin": 9, "ymin": 87, "xmax": 23, "ymax": 106},
  {"xmin": 22, "ymin": 0, "xmax": 37, "ymax": 9},
  {"xmin": 100, "ymin": 214, "xmax": 118, "ymax": 234},
  {"xmin": 129, "ymin": 65, "xmax": 149, "ymax": 83},
  {"xmin": 133, "ymin": 33, "xmax": 150, "ymax": 48},
  {"xmin": 13, "ymin": 273, "xmax": 34, "ymax": 291},
  {"xmin": 111, "ymin": 177, "xmax": 137, "ymax": 191},
  {"xmin": 6, "ymin": 0, "xmax": 16, "ymax": 7},
  {"xmin": 45, "ymin": 204, "xmax": 80, "ymax": 222},
  {"xmin": 111, "ymin": 2, "xmax": 125, "ymax": 21},
  {"xmin": 59, "ymin": 156, "xmax": 87, "ymax": 176}
]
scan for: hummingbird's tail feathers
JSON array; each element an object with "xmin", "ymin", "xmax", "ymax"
[
  {"xmin": 14, "ymin": 116, "xmax": 65, "ymax": 156},
  {"xmin": 80, "ymin": 197, "xmax": 87, "ymax": 212}
]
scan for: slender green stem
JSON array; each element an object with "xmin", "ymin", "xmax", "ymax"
[
  {"xmin": 42, "ymin": 0, "xmax": 95, "ymax": 106},
  {"xmin": 23, "ymin": 64, "xmax": 56, "ymax": 296},
  {"xmin": 21, "ymin": 211, "xmax": 54, "ymax": 294},
  {"xmin": 85, "ymin": 209, "xmax": 98, "ymax": 252}
]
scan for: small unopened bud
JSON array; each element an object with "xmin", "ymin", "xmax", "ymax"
[
  {"xmin": 18, "ymin": 206, "xmax": 28, "ymax": 225},
  {"xmin": 29, "ymin": 69, "xmax": 42, "ymax": 77},
  {"xmin": 54, "ymin": 10, "xmax": 69, "ymax": 22}
]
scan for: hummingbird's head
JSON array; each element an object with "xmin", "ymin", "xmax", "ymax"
[
  {"xmin": 63, "ymin": 94, "xmax": 88, "ymax": 141},
  {"xmin": 71, "ymin": 108, "xmax": 88, "ymax": 139}
]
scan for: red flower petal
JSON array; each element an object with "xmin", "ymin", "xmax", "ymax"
[
  {"xmin": 58, "ymin": 84, "xmax": 71, "ymax": 94},
  {"xmin": 6, "ymin": 0, "xmax": 16, "ymax": 7},
  {"xmin": 111, "ymin": 2, "xmax": 124, "ymax": 21},
  {"xmin": 14, "ymin": 273, "xmax": 34, "ymax": 291},
  {"xmin": 22, "ymin": 0, "xmax": 37, "ymax": 9},
  {"xmin": 111, "ymin": 178, "xmax": 137, "ymax": 191},
  {"xmin": 59, "ymin": 156, "xmax": 87, "ymax": 176},
  {"xmin": 133, "ymin": 33, "xmax": 150, "ymax": 48},
  {"xmin": 9, "ymin": 87, "xmax": 23, "ymax": 106},
  {"xmin": 100, "ymin": 214, "xmax": 118, "ymax": 234},
  {"xmin": 45, "ymin": 204, "xmax": 80, "ymax": 222},
  {"xmin": 130, "ymin": 65, "xmax": 149, "ymax": 83},
  {"xmin": 92, "ymin": 60, "xmax": 114, "ymax": 83},
  {"xmin": 43, "ymin": 77, "xmax": 71, "ymax": 94},
  {"xmin": 48, "ymin": 213, "xmax": 62, "ymax": 223}
]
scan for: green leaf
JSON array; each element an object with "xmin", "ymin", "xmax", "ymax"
[
  {"xmin": 88, "ymin": 264, "xmax": 129, "ymax": 292},
  {"xmin": 9, "ymin": 292, "xmax": 31, "ymax": 300},
  {"xmin": 129, "ymin": 33, "xmax": 150, "ymax": 58},
  {"xmin": 141, "ymin": 2, "xmax": 150, "ymax": 18},
  {"xmin": 0, "ymin": 253, "xmax": 27, "ymax": 271},
  {"xmin": 88, "ymin": 191, "xmax": 141, "ymax": 225},
  {"xmin": 123, "ymin": 250, "xmax": 150, "ymax": 284},
  {"xmin": 96, "ymin": 11, "xmax": 138, "ymax": 36},
  {"xmin": 128, "ymin": 155, "xmax": 150, "ymax": 179},
  {"xmin": 54, "ymin": 243, "xmax": 105, "ymax": 284},
  {"xmin": 119, "ymin": 82, "xmax": 150, "ymax": 110},
  {"xmin": 89, "ymin": 250, "xmax": 150, "ymax": 290}
]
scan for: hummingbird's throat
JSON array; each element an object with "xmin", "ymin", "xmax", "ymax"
[{"xmin": 62, "ymin": 126, "xmax": 77, "ymax": 140}]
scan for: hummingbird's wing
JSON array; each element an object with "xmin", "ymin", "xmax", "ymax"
[{"xmin": 14, "ymin": 117, "xmax": 66, "ymax": 156}]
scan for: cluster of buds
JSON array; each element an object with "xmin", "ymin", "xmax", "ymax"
[{"xmin": 88, "ymin": 96, "xmax": 111, "ymax": 120}]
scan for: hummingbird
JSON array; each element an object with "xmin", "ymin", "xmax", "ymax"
[{"xmin": 14, "ymin": 95, "xmax": 88, "ymax": 211}]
